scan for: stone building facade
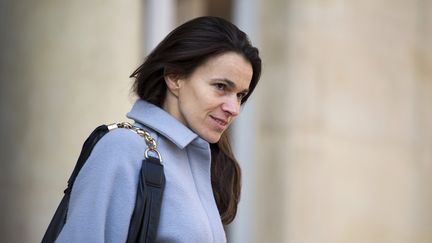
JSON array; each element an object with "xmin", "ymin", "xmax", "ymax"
[{"xmin": 1, "ymin": 0, "xmax": 431, "ymax": 242}]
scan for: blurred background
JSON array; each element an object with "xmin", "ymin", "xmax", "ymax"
[{"xmin": 1, "ymin": 0, "xmax": 431, "ymax": 242}]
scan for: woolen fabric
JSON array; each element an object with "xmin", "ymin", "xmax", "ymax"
[{"xmin": 56, "ymin": 100, "xmax": 226, "ymax": 243}]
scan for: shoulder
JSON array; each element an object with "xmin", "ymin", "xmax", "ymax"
[
  {"xmin": 96, "ymin": 127, "xmax": 146, "ymax": 152},
  {"xmin": 83, "ymin": 127, "xmax": 147, "ymax": 173}
]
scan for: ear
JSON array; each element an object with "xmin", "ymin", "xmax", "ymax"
[{"xmin": 164, "ymin": 74, "xmax": 182, "ymax": 97}]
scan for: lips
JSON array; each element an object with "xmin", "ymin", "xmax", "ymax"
[{"xmin": 210, "ymin": 115, "xmax": 228, "ymax": 130}]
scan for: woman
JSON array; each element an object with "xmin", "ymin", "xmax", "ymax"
[{"xmin": 56, "ymin": 16, "xmax": 261, "ymax": 242}]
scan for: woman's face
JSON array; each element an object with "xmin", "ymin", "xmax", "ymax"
[{"xmin": 164, "ymin": 52, "xmax": 253, "ymax": 143}]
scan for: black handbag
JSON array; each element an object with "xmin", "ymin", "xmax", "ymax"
[{"xmin": 41, "ymin": 122, "xmax": 165, "ymax": 243}]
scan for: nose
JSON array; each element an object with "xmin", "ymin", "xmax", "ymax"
[{"xmin": 221, "ymin": 96, "xmax": 240, "ymax": 117}]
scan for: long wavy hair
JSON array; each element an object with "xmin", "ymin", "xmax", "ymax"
[{"xmin": 130, "ymin": 16, "xmax": 261, "ymax": 224}]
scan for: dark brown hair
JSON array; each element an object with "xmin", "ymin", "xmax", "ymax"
[{"xmin": 130, "ymin": 16, "xmax": 261, "ymax": 224}]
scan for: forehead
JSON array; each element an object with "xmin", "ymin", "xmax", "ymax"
[
  {"xmin": 203, "ymin": 52, "xmax": 250, "ymax": 70},
  {"xmin": 194, "ymin": 52, "xmax": 253, "ymax": 88}
]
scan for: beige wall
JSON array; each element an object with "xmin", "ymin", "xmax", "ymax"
[
  {"xmin": 1, "ymin": 0, "xmax": 431, "ymax": 242},
  {"xmin": 0, "ymin": 1, "xmax": 142, "ymax": 242},
  {"xmin": 252, "ymin": 0, "xmax": 432, "ymax": 242}
]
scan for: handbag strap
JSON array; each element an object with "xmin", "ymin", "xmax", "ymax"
[
  {"xmin": 108, "ymin": 122, "xmax": 163, "ymax": 164},
  {"xmin": 109, "ymin": 122, "xmax": 165, "ymax": 243},
  {"xmin": 42, "ymin": 122, "xmax": 165, "ymax": 243},
  {"xmin": 43, "ymin": 125, "xmax": 110, "ymax": 243},
  {"xmin": 65, "ymin": 122, "xmax": 163, "ymax": 193},
  {"xmin": 65, "ymin": 125, "xmax": 110, "ymax": 194}
]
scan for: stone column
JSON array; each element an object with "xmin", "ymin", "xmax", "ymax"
[
  {"xmin": 413, "ymin": 0, "xmax": 432, "ymax": 240},
  {"xmin": 145, "ymin": 0, "xmax": 176, "ymax": 52},
  {"xmin": 251, "ymin": 0, "xmax": 432, "ymax": 242},
  {"xmin": 0, "ymin": 1, "xmax": 142, "ymax": 241}
]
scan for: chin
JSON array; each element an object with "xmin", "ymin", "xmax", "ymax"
[{"xmin": 202, "ymin": 133, "xmax": 222, "ymax": 144}]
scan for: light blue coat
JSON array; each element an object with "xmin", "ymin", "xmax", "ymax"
[{"xmin": 56, "ymin": 100, "xmax": 226, "ymax": 243}]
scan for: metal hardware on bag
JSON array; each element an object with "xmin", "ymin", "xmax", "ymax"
[
  {"xmin": 107, "ymin": 123, "xmax": 119, "ymax": 130},
  {"xmin": 144, "ymin": 148, "xmax": 162, "ymax": 162},
  {"xmin": 107, "ymin": 122, "xmax": 163, "ymax": 164}
]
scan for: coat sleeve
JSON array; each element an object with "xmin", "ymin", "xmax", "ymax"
[{"xmin": 55, "ymin": 129, "xmax": 145, "ymax": 243}]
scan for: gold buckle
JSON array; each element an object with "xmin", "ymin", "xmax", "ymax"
[{"xmin": 107, "ymin": 122, "xmax": 162, "ymax": 164}]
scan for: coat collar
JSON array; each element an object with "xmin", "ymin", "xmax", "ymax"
[{"xmin": 127, "ymin": 99, "xmax": 207, "ymax": 149}]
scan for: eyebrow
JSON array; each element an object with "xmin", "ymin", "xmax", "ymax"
[{"xmin": 211, "ymin": 78, "xmax": 249, "ymax": 93}]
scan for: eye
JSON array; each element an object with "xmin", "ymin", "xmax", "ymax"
[
  {"xmin": 237, "ymin": 92, "xmax": 247, "ymax": 100},
  {"xmin": 215, "ymin": 83, "xmax": 226, "ymax": 90}
]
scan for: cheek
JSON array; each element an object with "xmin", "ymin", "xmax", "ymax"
[
  {"xmin": 187, "ymin": 88, "xmax": 218, "ymax": 111},
  {"xmin": 178, "ymin": 95, "xmax": 206, "ymax": 124},
  {"xmin": 179, "ymin": 82, "xmax": 222, "ymax": 122}
]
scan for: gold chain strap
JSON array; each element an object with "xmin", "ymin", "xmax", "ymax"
[{"xmin": 107, "ymin": 122, "xmax": 162, "ymax": 163}]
